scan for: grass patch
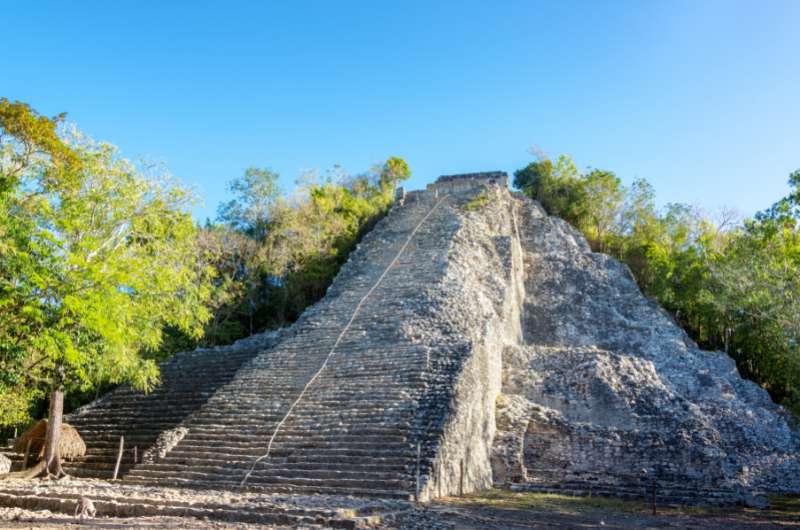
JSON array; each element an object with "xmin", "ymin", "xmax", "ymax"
[
  {"xmin": 448, "ymin": 489, "xmax": 800, "ymax": 521},
  {"xmin": 452, "ymin": 489, "xmax": 647, "ymax": 517},
  {"xmin": 769, "ymin": 494, "xmax": 800, "ymax": 515},
  {"xmin": 463, "ymin": 191, "xmax": 490, "ymax": 211}
]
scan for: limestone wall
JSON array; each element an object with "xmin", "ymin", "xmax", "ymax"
[
  {"xmin": 407, "ymin": 184, "xmax": 525, "ymax": 501},
  {"xmin": 426, "ymin": 172, "xmax": 509, "ymax": 195}
]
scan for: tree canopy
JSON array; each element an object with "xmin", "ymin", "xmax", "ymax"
[
  {"xmin": 180, "ymin": 159, "xmax": 406, "ymax": 347},
  {"xmin": 1, "ymin": 100, "xmax": 213, "ymax": 475}
]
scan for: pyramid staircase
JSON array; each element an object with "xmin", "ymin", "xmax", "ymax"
[
  {"xmin": 61, "ymin": 191, "xmax": 455, "ymax": 499},
  {"xmin": 62, "ymin": 335, "xmax": 276, "ymax": 479}
]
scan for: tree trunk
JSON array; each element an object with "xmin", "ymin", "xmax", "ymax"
[
  {"xmin": 1, "ymin": 366, "xmax": 66, "ymax": 481},
  {"xmin": 42, "ymin": 365, "xmax": 66, "ymax": 478},
  {"xmin": 0, "ymin": 461, "xmax": 46, "ymax": 480}
]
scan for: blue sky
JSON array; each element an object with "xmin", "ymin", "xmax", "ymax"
[{"xmin": 3, "ymin": 0, "xmax": 798, "ymax": 221}]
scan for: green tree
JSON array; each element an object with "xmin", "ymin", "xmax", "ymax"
[
  {"xmin": 194, "ymin": 225, "xmax": 266, "ymax": 344},
  {"xmin": 710, "ymin": 172, "xmax": 800, "ymax": 410},
  {"xmin": 1, "ymin": 105, "xmax": 212, "ymax": 477},
  {"xmin": 512, "ymin": 158, "xmax": 552, "ymax": 196},
  {"xmin": 378, "ymin": 156, "xmax": 411, "ymax": 192},
  {"xmin": 216, "ymin": 167, "xmax": 281, "ymax": 242},
  {"xmin": 1, "ymin": 99, "xmax": 82, "ymax": 431},
  {"xmin": 513, "ymin": 155, "xmax": 590, "ymax": 228},
  {"xmin": 579, "ymin": 169, "xmax": 624, "ymax": 252},
  {"xmin": 514, "ymin": 156, "xmax": 627, "ymax": 251},
  {"xmin": 189, "ymin": 158, "xmax": 407, "ymax": 348}
]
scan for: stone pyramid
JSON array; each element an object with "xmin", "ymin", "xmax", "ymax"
[{"xmin": 12, "ymin": 173, "xmax": 796, "ymax": 506}]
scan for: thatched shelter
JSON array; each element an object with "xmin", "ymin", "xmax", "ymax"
[{"xmin": 13, "ymin": 420, "xmax": 86, "ymax": 461}]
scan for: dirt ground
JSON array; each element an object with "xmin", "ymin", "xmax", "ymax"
[
  {"xmin": 424, "ymin": 490, "xmax": 800, "ymax": 529},
  {"xmin": 1, "ymin": 490, "xmax": 798, "ymax": 529}
]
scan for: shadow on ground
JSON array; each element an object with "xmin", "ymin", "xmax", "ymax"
[{"xmin": 424, "ymin": 490, "xmax": 800, "ymax": 529}]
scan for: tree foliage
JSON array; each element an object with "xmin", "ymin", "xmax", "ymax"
[
  {"xmin": 216, "ymin": 167, "xmax": 281, "ymax": 242},
  {"xmin": 1, "ymin": 100, "xmax": 212, "ymax": 470},
  {"xmin": 515, "ymin": 155, "xmax": 800, "ymax": 415},
  {"xmin": 711, "ymin": 179, "xmax": 800, "ymax": 409},
  {"xmin": 169, "ymin": 159, "xmax": 407, "ymax": 349}
]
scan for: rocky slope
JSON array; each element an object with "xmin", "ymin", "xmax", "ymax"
[{"xmin": 491, "ymin": 194, "xmax": 800, "ymax": 502}]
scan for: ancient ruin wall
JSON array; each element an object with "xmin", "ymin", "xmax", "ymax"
[{"xmin": 408, "ymin": 183, "xmax": 525, "ymax": 501}]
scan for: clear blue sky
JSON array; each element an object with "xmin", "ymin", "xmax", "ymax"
[{"xmin": 3, "ymin": 0, "xmax": 798, "ymax": 221}]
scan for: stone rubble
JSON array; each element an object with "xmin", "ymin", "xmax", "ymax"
[
  {"xmin": 0, "ymin": 477, "xmax": 405, "ymax": 528},
  {"xmin": 141, "ymin": 427, "xmax": 189, "ymax": 464}
]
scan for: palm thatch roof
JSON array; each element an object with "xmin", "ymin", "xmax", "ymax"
[{"xmin": 12, "ymin": 420, "xmax": 86, "ymax": 461}]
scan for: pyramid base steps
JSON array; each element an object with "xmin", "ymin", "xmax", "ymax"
[
  {"xmin": 0, "ymin": 482, "xmax": 413, "ymax": 529},
  {"xmin": 122, "ymin": 476, "xmax": 413, "ymax": 500}
]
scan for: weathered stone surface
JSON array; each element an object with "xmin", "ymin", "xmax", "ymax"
[
  {"xmin": 407, "ymin": 181, "xmax": 524, "ymax": 500},
  {"xmin": 0, "ymin": 477, "xmax": 408, "ymax": 527},
  {"xmin": 0, "ymin": 454, "xmax": 10, "ymax": 474},
  {"xmin": 53, "ymin": 329, "xmax": 282, "ymax": 479},
  {"xmin": 492, "ymin": 195, "xmax": 800, "ymax": 501},
  {"xmin": 141, "ymin": 427, "xmax": 188, "ymax": 464},
  {"xmin": 427, "ymin": 172, "xmax": 509, "ymax": 194}
]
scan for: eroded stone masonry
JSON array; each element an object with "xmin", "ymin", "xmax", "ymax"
[{"xmin": 4, "ymin": 173, "xmax": 799, "ymax": 511}]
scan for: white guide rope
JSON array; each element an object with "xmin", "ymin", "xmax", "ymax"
[{"xmin": 240, "ymin": 195, "xmax": 447, "ymax": 487}]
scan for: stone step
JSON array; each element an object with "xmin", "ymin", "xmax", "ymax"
[
  {"xmin": 71, "ymin": 397, "xmax": 214, "ymax": 410},
  {"xmin": 161, "ymin": 450, "xmax": 411, "ymax": 467},
  {"xmin": 173, "ymin": 437, "xmax": 413, "ymax": 451},
  {"xmin": 73, "ymin": 441, "xmax": 416, "ymax": 462},
  {"xmin": 193, "ymin": 402, "xmax": 415, "ymax": 412},
  {"xmin": 72, "ymin": 425, "xmax": 178, "ymax": 435},
  {"xmin": 121, "ymin": 476, "xmax": 413, "ymax": 500},
  {"xmin": 178, "ymin": 431, "xmax": 409, "ymax": 444},
  {"xmin": 183, "ymin": 414, "xmax": 412, "ymax": 427},
  {"xmin": 69, "ymin": 409, "xmax": 206, "ymax": 423},
  {"xmin": 130, "ymin": 462, "xmax": 411, "ymax": 481},
  {"xmin": 62, "ymin": 466, "xmax": 118, "ymax": 479},
  {"xmin": 184, "ymin": 425, "xmax": 410, "ymax": 436},
  {"xmin": 68, "ymin": 435, "xmax": 163, "ymax": 448},
  {"xmin": 157, "ymin": 448, "xmax": 414, "ymax": 463},
  {"xmin": 73, "ymin": 457, "xmax": 408, "ymax": 474},
  {"xmin": 0, "ymin": 489, "xmax": 383, "ymax": 528}
]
